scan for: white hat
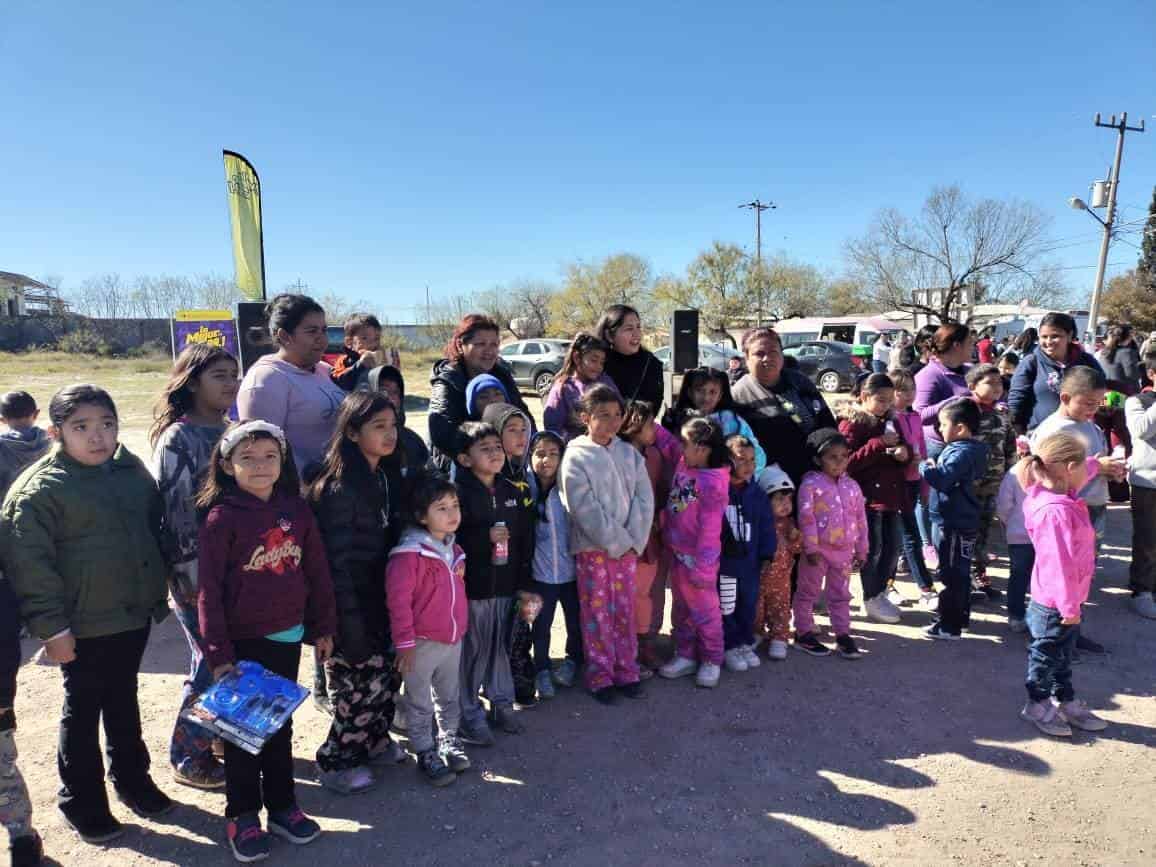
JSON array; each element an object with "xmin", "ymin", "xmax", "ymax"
[{"xmin": 757, "ymin": 463, "xmax": 794, "ymax": 496}]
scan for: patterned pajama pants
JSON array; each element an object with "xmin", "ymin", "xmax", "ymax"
[
  {"xmin": 316, "ymin": 653, "xmax": 399, "ymax": 772},
  {"xmin": 0, "ymin": 730, "xmax": 33, "ymax": 840},
  {"xmin": 575, "ymin": 551, "xmax": 640, "ymax": 691},
  {"xmin": 670, "ymin": 559, "xmax": 725, "ymax": 666},
  {"xmin": 794, "ymin": 553, "xmax": 853, "ymax": 637},
  {"xmin": 754, "ymin": 560, "xmax": 793, "ymax": 643},
  {"xmin": 169, "ymin": 593, "xmax": 216, "ymax": 770}
]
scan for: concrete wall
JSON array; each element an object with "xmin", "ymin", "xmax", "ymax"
[{"xmin": 0, "ymin": 316, "xmax": 169, "ymax": 352}]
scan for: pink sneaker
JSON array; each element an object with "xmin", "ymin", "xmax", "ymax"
[{"xmin": 922, "ymin": 544, "xmax": 939, "ymax": 571}]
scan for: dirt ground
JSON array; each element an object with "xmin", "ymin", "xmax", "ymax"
[{"xmin": 3, "ymin": 371, "xmax": 1155, "ymax": 865}]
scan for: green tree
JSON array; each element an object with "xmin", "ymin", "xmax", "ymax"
[
  {"xmin": 1101, "ymin": 269, "xmax": 1156, "ymax": 332},
  {"xmin": 823, "ymin": 277, "xmax": 867, "ymax": 315},
  {"xmin": 1139, "ymin": 185, "xmax": 1156, "ymax": 290},
  {"xmin": 549, "ymin": 253, "xmax": 653, "ymax": 335},
  {"xmin": 763, "ymin": 255, "xmax": 827, "ymax": 319},
  {"xmin": 683, "ymin": 242, "xmax": 754, "ymax": 336}
]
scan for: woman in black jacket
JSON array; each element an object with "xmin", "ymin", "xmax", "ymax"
[
  {"xmin": 308, "ymin": 391, "xmax": 410, "ymax": 794},
  {"xmin": 595, "ymin": 304, "xmax": 665, "ymax": 410}
]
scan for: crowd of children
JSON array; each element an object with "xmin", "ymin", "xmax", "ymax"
[{"xmin": 0, "ymin": 320, "xmax": 1145, "ymax": 864}]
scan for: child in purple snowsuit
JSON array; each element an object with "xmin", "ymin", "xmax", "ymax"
[{"xmin": 657, "ymin": 416, "xmax": 732, "ymax": 688}]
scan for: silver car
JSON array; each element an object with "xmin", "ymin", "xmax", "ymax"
[
  {"xmin": 499, "ymin": 338, "xmax": 572, "ymax": 396},
  {"xmin": 653, "ymin": 343, "xmax": 743, "ymax": 372}
]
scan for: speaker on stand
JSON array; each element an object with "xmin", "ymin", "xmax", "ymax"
[{"xmin": 235, "ymin": 301, "xmax": 276, "ymax": 375}]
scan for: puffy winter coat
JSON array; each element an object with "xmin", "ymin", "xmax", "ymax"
[
  {"xmin": 455, "ymin": 469, "xmax": 535, "ymax": 599},
  {"xmin": 386, "ymin": 527, "xmax": 468, "ymax": 649},
  {"xmin": 837, "ymin": 405, "xmax": 911, "ymax": 511},
  {"xmin": 920, "ymin": 439, "xmax": 989, "ymax": 530},
  {"xmin": 559, "ymin": 435, "xmax": 654, "ymax": 559},
  {"xmin": 796, "ymin": 471, "xmax": 869, "ymax": 563}
]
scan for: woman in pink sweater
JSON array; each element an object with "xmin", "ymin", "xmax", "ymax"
[{"xmin": 1018, "ymin": 432, "xmax": 1108, "ymax": 738}]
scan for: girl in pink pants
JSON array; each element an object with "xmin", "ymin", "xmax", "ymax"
[
  {"xmin": 794, "ymin": 428, "xmax": 869, "ymax": 660},
  {"xmin": 657, "ymin": 416, "xmax": 732, "ymax": 688}
]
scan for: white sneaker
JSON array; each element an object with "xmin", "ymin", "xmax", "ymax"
[
  {"xmin": 885, "ymin": 585, "xmax": 905, "ymax": 607},
  {"xmin": 1131, "ymin": 591, "xmax": 1156, "ymax": 620},
  {"xmin": 767, "ymin": 640, "xmax": 788, "ymax": 660},
  {"xmin": 919, "ymin": 590, "xmax": 939, "ymax": 611},
  {"xmin": 695, "ymin": 662, "xmax": 720, "ymax": 688},
  {"xmin": 864, "ymin": 594, "xmax": 901, "ymax": 624},
  {"xmin": 724, "ymin": 648, "xmax": 748, "ymax": 672},
  {"xmin": 740, "ymin": 645, "xmax": 761, "ymax": 668},
  {"xmin": 659, "ymin": 656, "xmax": 698, "ymax": 679},
  {"xmin": 1007, "ymin": 617, "xmax": 1027, "ymax": 634}
]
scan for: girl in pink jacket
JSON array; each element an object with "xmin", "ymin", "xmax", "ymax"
[
  {"xmin": 385, "ymin": 477, "xmax": 470, "ymax": 786},
  {"xmin": 1017, "ymin": 432, "xmax": 1108, "ymax": 738},
  {"xmin": 794, "ymin": 428, "xmax": 869, "ymax": 659},
  {"xmin": 657, "ymin": 416, "xmax": 732, "ymax": 689}
]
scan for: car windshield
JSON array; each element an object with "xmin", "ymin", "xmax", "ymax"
[{"xmin": 826, "ymin": 341, "xmax": 853, "ymax": 353}]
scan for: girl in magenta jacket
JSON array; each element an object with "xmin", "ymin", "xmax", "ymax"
[
  {"xmin": 385, "ymin": 477, "xmax": 470, "ymax": 786},
  {"xmin": 1017, "ymin": 432, "xmax": 1107, "ymax": 738},
  {"xmin": 657, "ymin": 416, "xmax": 732, "ymax": 689}
]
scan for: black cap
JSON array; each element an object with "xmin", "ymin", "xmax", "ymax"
[{"xmin": 806, "ymin": 426, "xmax": 848, "ymax": 458}]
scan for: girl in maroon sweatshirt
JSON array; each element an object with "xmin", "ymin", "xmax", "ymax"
[{"xmin": 196, "ymin": 420, "xmax": 336, "ymax": 862}]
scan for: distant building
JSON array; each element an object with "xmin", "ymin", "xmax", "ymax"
[{"xmin": 0, "ymin": 272, "xmax": 69, "ymax": 317}]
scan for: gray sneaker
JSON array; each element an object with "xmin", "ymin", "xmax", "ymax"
[
  {"xmin": 437, "ymin": 732, "xmax": 471, "ymax": 773},
  {"xmin": 1131, "ymin": 591, "xmax": 1156, "ymax": 620},
  {"xmin": 1057, "ymin": 699, "xmax": 1108, "ymax": 732},
  {"xmin": 535, "ymin": 669, "xmax": 556, "ymax": 699},
  {"xmin": 318, "ymin": 765, "xmax": 375, "ymax": 795},
  {"xmin": 1020, "ymin": 700, "xmax": 1072, "ymax": 737}
]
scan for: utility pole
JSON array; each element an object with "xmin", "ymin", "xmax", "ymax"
[
  {"xmin": 1088, "ymin": 112, "xmax": 1145, "ymax": 344},
  {"xmin": 739, "ymin": 198, "xmax": 776, "ymax": 326}
]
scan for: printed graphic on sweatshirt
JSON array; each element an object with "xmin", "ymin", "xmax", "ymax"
[
  {"xmin": 242, "ymin": 519, "xmax": 302, "ymax": 573},
  {"xmin": 667, "ymin": 477, "xmax": 699, "ymax": 514}
]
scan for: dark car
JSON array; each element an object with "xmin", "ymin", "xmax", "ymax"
[
  {"xmin": 499, "ymin": 338, "xmax": 571, "ymax": 397},
  {"xmin": 783, "ymin": 340, "xmax": 857, "ymax": 393}
]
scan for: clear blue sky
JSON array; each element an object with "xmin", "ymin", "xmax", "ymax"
[{"xmin": 3, "ymin": 1, "xmax": 1154, "ymax": 320}]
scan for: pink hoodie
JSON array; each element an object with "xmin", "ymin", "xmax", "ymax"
[
  {"xmin": 1022, "ymin": 484, "xmax": 1096, "ymax": 620},
  {"xmin": 893, "ymin": 408, "xmax": 926, "ymax": 483},
  {"xmin": 796, "ymin": 470, "xmax": 869, "ymax": 564},
  {"xmin": 661, "ymin": 460, "xmax": 731, "ymax": 568}
]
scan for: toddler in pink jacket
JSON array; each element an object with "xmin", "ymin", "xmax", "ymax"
[
  {"xmin": 794, "ymin": 429, "xmax": 869, "ymax": 659},
  {"xmin": 1017, "ymin": 432, "xmax": 1108, "ymax": 738}
]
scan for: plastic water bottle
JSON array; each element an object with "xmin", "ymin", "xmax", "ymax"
[{"xmin": 493, "ymin": 521, "xmax": 508, "ymax": 566}]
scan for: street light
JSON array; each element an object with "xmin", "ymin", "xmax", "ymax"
[{"xmin": 1069, "ymin": 196, "xmax": 1107, "ymax": 228}]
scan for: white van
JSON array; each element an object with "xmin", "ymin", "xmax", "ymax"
[{"xmin": 772, "ymin": 316, "xmax": 904, "ymax": 349}]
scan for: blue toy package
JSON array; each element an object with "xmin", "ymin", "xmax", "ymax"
[{"xmin": 182, "ymin": 660, "xmax": 309, "ymax": 755}]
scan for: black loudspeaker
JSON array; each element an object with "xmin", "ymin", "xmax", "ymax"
[
  {"xmin": 236, "ymin": 301, "xmax": 276, "ymax": 374},
  {"xmin": 671, "ymin": 309, "xmax": 700, "ymax": 373}
]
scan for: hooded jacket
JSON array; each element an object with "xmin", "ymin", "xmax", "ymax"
[
  {"xmin": 455, "ymin": 468, "xmax": 534, "ymax": 599},
  {"xmin": 543, "ymin": 373, "xmax": 619, "ymax": 442},
  {"xmin": 920, "ymin": 438, "xmax": 989, "ymax": 530},
  {"xmin": 465, "ymin": 373, "xmax": 510, "ymax": 417},
  {"xmin": 386, "ymin": 527, "xmax": 468, "ymax": 649},
  {"xmin": 1, "ymin": 445, "xmax": 169, "ymax": 641},
  {"xmin": 364, "ymin": 365, "xmax": 431, "ymax": 470},
  {"xmin": 837, "ymin": 405, "xmax": 911, "ymax": 511},
  {"xmin": 796, "ymin": 470, "xmax": 869, "ymax": 562},
  {"xmin": 893, "ymin": 407, "xmax": 926, "ymax": 483},
  {"xmin": 1023, "ymin": 484, "xmax": 1096, "ymax": 619},
  {"xmin": 718, "ymin": 477, "xmax": 777, "ymax": 583},
  {"xmin": 973, "ymin": 401, "xmax": 1017, "ymax": 497},
  {"xmin": 1125, "ymin": 389, "xmax": 1156, "ymax": 490},
  {"xmin": 197, "ymin": 489, "xmax": 337, "ymax": 669},
  {"xmin": 0, "ymin": 427, "xmax": 52, "ymax": 501},
  {"xmin": 481, "ymin": 402, "xmax": 534, "ymax": 507},
  {"xmin": 559, "ymin": 434, "xmax": 654, "ymax": 559},
  {"xmin": 1008, "ymin": 345, "xmax": 1103, "ymax": 433},
  {"xmin": 1097, "ymin": 343, "xmax": 1143, "ymax": 395},
  {"xmin": 662, "ymin": 462, "xmax": 731, "ymax": 574},
  {"xmin": 428, "ymin": 358, "xmax": 534, "ymax": 474}
]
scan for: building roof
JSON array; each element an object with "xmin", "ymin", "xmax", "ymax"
[{"xmin": 0, "ymin": 272, "xmax": 52, "ymax": 290}]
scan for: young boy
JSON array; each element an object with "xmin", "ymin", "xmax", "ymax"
[
  {"xmin": 1, "ymin": 567, "xmax": 42, "ymax": 866},
  {"xmin": 465, "ymin": 375, "xmax": 510, "ymax": 421},
  {"xmin": 1033, "ymin": 366, "xmax": 1126, "ymax": 652},
  {"xmin": 481, "ymin": 403, "xmax": 533, "ymax": 502},
  {"xmin": 330, "ymin": 313, "xmax": 383, "ymax": 392},
  {"xmin": 965, "ymin": 364, "xmax": 1016, "ymax": 600},
  {"xmin": 366, "ymin": 366, "xmax": 430, "ymax": 469},
  {"xmin": 1125, "ymin": 350, "xmax": 1156, "ymax": 620},
  {"xmin": 718, "ymin": 436, "xmax": 776, "ymax": 673},
  {"xmin": 920, "ymin": 398, "xmax": 988, "ymax": 640},
  {"xmin": 453, "ymin": 422, "xmax": 536, "ymax": 744},
  {"xmin": 754, "ymin": 464, "xmax": 801, "ymax": 661},
  {"xmin": 0, "ymin": 391, "xmax": 51, "ymax": 500}
]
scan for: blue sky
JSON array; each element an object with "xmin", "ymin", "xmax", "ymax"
[{"xmin": 3, "ymin": 1, "xmax": 1154, "ymax": 321}]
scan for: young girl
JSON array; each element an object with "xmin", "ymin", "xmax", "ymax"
[
  {"xmin": 794, "ymin": 428, "xmax": 869, "ymax": 659},
  {"xmin": 387, "ymin": 476, "xmax": 470, "ymax": 787},
  {"xmin": 543, "ymin": 333, "xmax": 619, "ymax": 442},
  {"xmin": 753, "ymin": 464, "xmax": 802, "ymax": 661},
  {"xmin": 838, "ymin": 373, "xmax": 910, "ymax": 625},
  {"xmin": 527, "ymin": 432, "xmax": 583, "ymax": 698},
  {"xmin": 558, "ymin": 385, "xmax": 654, "ymax": 704},
  {"xmin": 308, "ymin": 392, "xmax": 409, "ymax": 796},
  {"xmin": 657, "ymin": 416, "xmax": 732, "ymax": 688},
  {"xmin": 619, "ymin": 401, "xmax": 675, "ymax": 674},
  {"xmin": 150, "ymin": 344, "xmax": 239, "ymax": 791},
  {"xmin": 197, "ymin": 421, "xmax": 336, "ymax": 861},
  {"xmin": 996, "ymin": 460, "xmax": 1033, "ymax": 633},
  {"xmin": 665, "ymin": 367, "xmax": 767, "ymax": 472},
  {"xmin": 1017, "ymin": 432, "xmax": 1108, "ymax": 737},
  {"xmin": 888, "ymin": 368, "xmax": 936, "ymax": 608},
  {"xmin": 1, "ymin": 385, "xmax": 171, "ymax": 844}
]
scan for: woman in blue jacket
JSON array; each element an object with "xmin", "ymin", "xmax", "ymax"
[{"xmin": 1008, "ymin": 312, "xmax": 1103, "ymax": 434}]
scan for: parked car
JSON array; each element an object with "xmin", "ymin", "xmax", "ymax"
[
  {"xmin": 783, "ymin": 340, "xmax": 857, "ymax": 393},
  {"xmin": 499, "ymin": 338, "xmax": 571, "ymax": 397},
  {"xmin": 653, "ymin": 343, "xmax": 743, "ymax": 372}
]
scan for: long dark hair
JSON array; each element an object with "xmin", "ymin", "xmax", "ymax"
[
  {"xmin": 665, "ymin": 367, "xmax": 735, "ymax": 432},
  {"xmin": 680, "ymin": 413, "xmax": 730, "ymax": 468},
  {"xmin": 554, "ymin": 332, "xmax": 610, "ymax": 386},
  {"xmin": 195, "ymin": 426, "xmax": 300, "ymax": 510},
  {"xmin": 1011, "ymin": 327, "xmax": 1038, "ymax": 354},
  {"xmin": 593, "ymin": 304, "xmax": 640, "ymax": 349},
  {"xmin": 308, "ymin": 391, "xmax": 400, "ymax": 502},
  {"xmin": 149, "ymin": 344, "xmax": 237, "ymax": 447},
  {"xmin": 619, "ymin": 400, "xmax": 658, "ymax": 443},
  {"xmin": 1105, "ymin": 324, "xmax": 1132, "ymax": 363}
]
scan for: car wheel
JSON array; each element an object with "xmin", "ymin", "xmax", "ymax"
[
  {"xmin": 534, "ymin": 369, "xmax": 556, "ymax": 397},
  {"xmin": 818, "ymin": 370, "xmax": 842, "ymax": 393}
]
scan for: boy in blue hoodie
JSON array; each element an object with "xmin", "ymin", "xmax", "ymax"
[
  {"xmin": 920, "ymin": 398, "xmax": 988, "ymax": 640},
  {"xmin": 465, "ymin": 375, "xmax": 510, "ymax": 421},
  {"xmin": 719, "ymin": 435, "xmax": 777, "ymax": 672}
]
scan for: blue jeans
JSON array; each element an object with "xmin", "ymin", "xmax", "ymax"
[
  {"xmin": 1006, "ymin": 543, "xmax": 1035, "ymax": 620},
  {"xmin": 860, "ymin": 511, "xmax": 902, "ymax": 600},
  {"xmin": 1025, "ymin": 601, "xmax": 1077, "ymax": 703},
  {"xmin": 933, "ymin": 524, "xmax": 976, "ymax": 635},
  {"xmin": 169, "ymin": 594, "xmax": 216, "ymax": 768},
  {"xmin": 1087, "ymin": 504, "xmax": 1107, "ymax": 558},
  {"xmin": 900, "ymin": 489, "xmax": 932, "ymax": 591},
  {"xmin": 872, "ymin": 360, "xmax": 887, "ymax": 373},
  {"xmin": 530, "ymin": 580, "xmax": 583, "ymax": 674},
  {"xmin": 915, "ymin": 439, "xmax": 945, "ymax": 547}
]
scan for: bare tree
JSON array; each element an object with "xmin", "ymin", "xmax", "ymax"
[
  {"xmin": 71, "ymin": 273, "xmax": 129, "ymax": 319},
  {"xmin": 845, "ymin": 185, "xmax": 1057, "ymax": 322},
  {"xmin": 761, "ymin": 255, "xmax": 828, "ymax": 319},
  {"xmin": 549, "ymin": 253, "xmax": 654, "ymax": 335}
]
